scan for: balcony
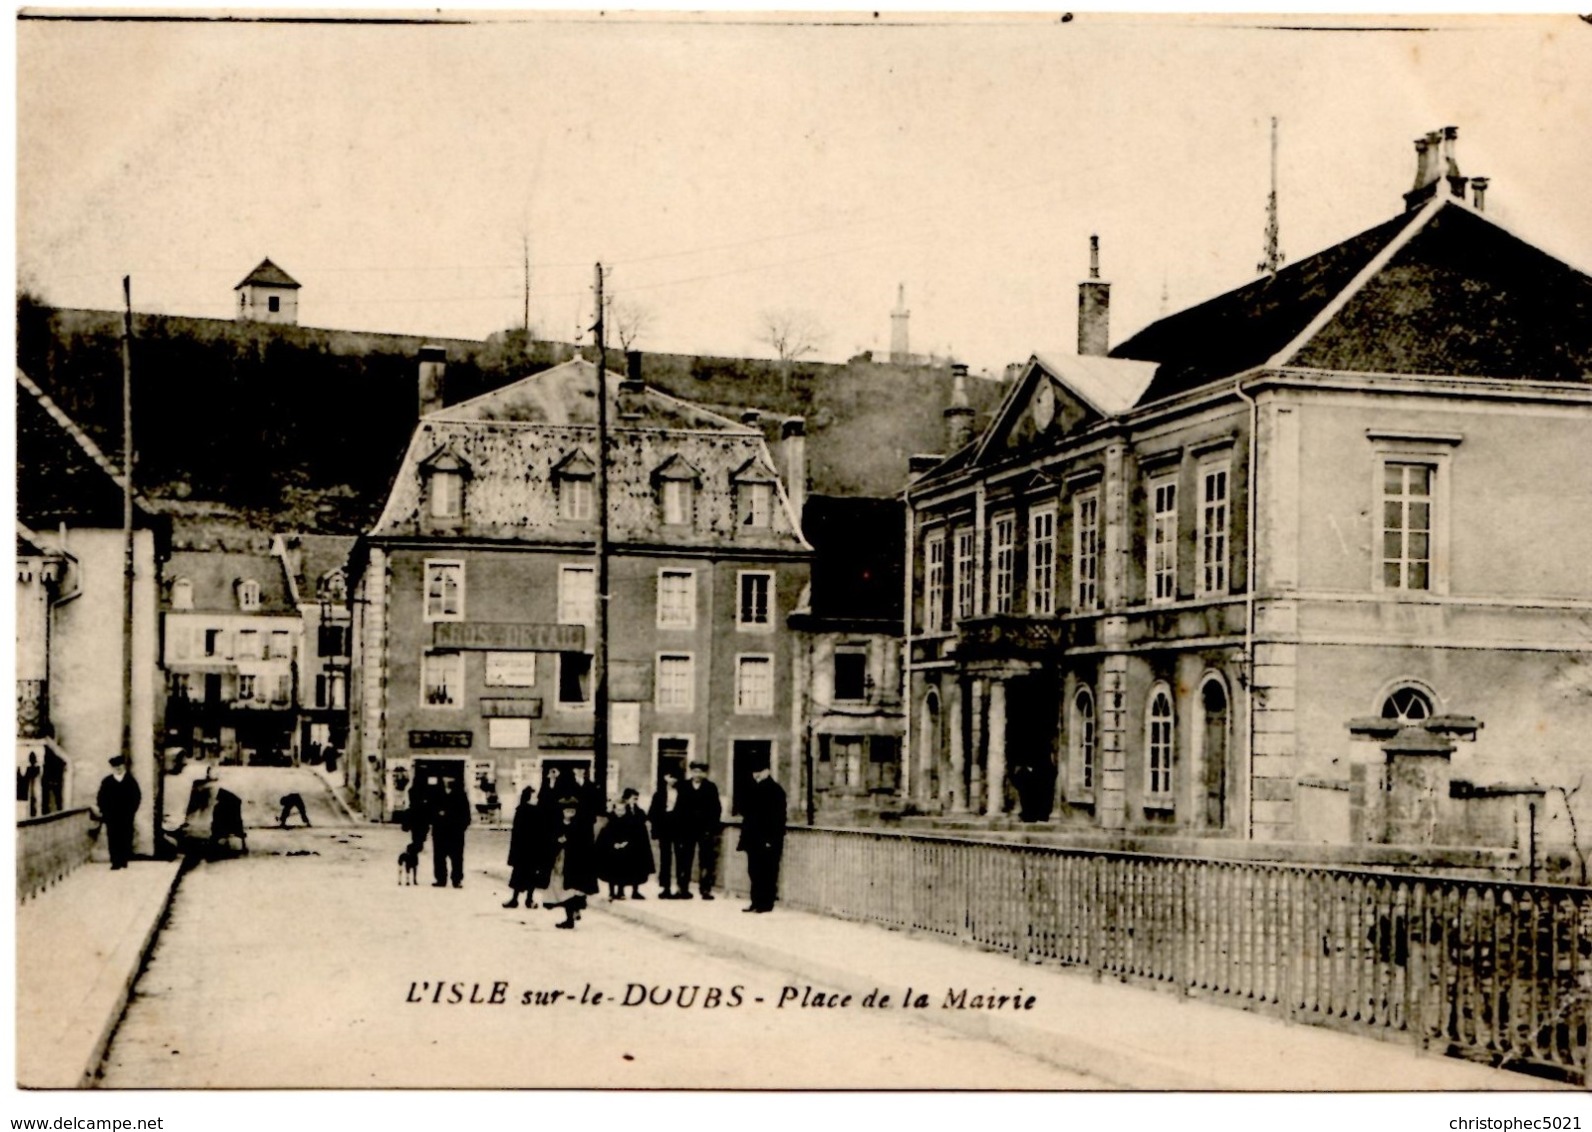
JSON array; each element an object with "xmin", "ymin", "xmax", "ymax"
[
  {"xmin": 17, "ymin": 679, "xmax": 51, "ymax": 739},
  {"xmin": 955, "ymin": 614, "xmax": 1070, "ymax": 666}
]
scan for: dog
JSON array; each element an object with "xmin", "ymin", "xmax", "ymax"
[{"xmin": 398, "ymin": 844, "xmax": 420, "ymax": 885}]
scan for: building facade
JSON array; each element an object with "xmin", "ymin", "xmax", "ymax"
[
  {"xmin": 905, "ymin": 131, "xmax": 1592, "ymax": 860},
  {"xmin": 161, "ymin": 546, "xmax": 302, "ymax": 764},
  {"xmin": 234, "ymin": 257, "xmax": 301, "ymax": 325},
  {"xmin": 272, "ymin": 533, "xmax": 355, "ymax": 760},
  {"xmin": 348, "ymin": 356, "xmax": 811, "ymax": 822}
]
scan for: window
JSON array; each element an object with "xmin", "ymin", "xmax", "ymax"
[
  {"xmin": 318, "ymin": 624, "xmax": 349, "ymax": 657},
  {"xmin": 268, "ymin": 630, "xmax": 291, "ymax": 660},
  {"xmin": 1146, "ymin": 684, "xmax": 1175, "ymax": 804},
  {"xmin": 171, "ymin": 578, "xmax": 193, "ymax": 610},
  {"xmin": 1072, "ymin": 687, "xmax": 1096, "ymax": 795},
  {"xmin": 267, "ymin": 295, "xmax": 281, "ymax": 313},
  {"xmin": 661, "ymin": 479, "xmax": 692, "ymax": 526},
  {"xmin": 657, "ymin": 569, "xmax": 695, "ymax": 629},
  {"xmin": 833, "ymin": 647, "xmax": 868, "ymax": 702},
  {"xmin": 1074, "ymin": 489, "xmax": 1100, "ymax": 611},
  {"xmin": 488, "ymin": 719, "xmax": 532, "ymax": 749},
  {"xmin": 272, "ymin": 675, "xmax": 291, "ymax": 705},
  {"xmin": 204, "ymin": 629, "xmax": 225, "ymax": 658},
  {"xmin": 236, "ymin": 630, "xmax": 261, "ymax": 659},
  {"xmin": 315, "ymin": 674, "xmax": 327, "ymax": 708},
  {"xmin": 170, "ymin": 672, "xmax": 192, "ymax": 700},
  {"xmin": 953, "ymin": 527, "xmax": 976, "ymax": 623},
  {"xmin": 740, "ymin": 482, "xmax": 773, "ymax": 529},
  {"xmin": 238, "ymin": 674, "xmax": 257, "ymax": 701},
  {"xmin": 424, "ymin": 560, "xmax": 464, "ymax": 622},
  {"xmin": 1029, "ymin": 506, "xmax": 1056, "ymax": 616},
  {"xmin": 558, "ymin": 565, "xmax": 596, "ymax": 626},
  {"xmin": 1149, "ymin": 476, "xmax": 1178, "ymax": 603},
  {"xmin": 738, "ymin": 571, "xmax": 773, "ymax": 630},
  {"xmin": 1381, "ymin": 462, "xmax": 1434, "ymax": 592},
  {"xmin": 924, "ymin": 531, "xmax": 946, "ymax": 634},
  {"xmin": 558, "ymin": 653, "xmax": 593, "ymax": 708},
  {"xmin": 656, "ymin": 653, "xmax": 695, "ymax": 713},
  {"xmin": 421, "ymin": 652, "xmax": 464, "ymax": 708},
  {"xmin": 991, "ymin": 512, "xmax": 1016, "ymax": 614},
  {"xmin": 238, "ymin": 579, "xmax": 261, "ymax": 611},
  {"xmin": 1381, "ymin": 686, "xmax": 1433, "ymax": 724},
  {"xmin": 1197, "ymin": 463, "xmax": 1229, "ymax": 596},
  {"xmin": 430, "ymin": 471, "xmax": 463, "ymax": 519},
  {"xmin": 328, "ymin": 671, "xmax": 346, "ymax": 710},
  {"xmin": 826, "ymin": 735, "xmax": 866, "ymax": 790},
  {"xmin": 560, "ymin": 475, "xmax": 594, "ymax": 522},
  {"xmin": 735, "ymin": 655, "xmax": 774, "ymax": 715}
]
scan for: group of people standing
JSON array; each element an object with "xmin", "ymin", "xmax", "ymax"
[{"xmin": 498, "ymin": 759, "xmax": 788, "ymax": 926}]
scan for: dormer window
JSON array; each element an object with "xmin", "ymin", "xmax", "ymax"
[
  {"xmin": 730, "ymin": 458, "xmax": 780, "ymax": 532},
  {"xmin": 552, "ymin": 449, "xmax": 597, "ymax": 523},
  {"xmin": 172, "ymin": 578, "xmax": 193, "ymax": 610},
  {"xmin": 651, "ymin": 454, "xmax": 702, "ymax": 528},
  {"xmin": 318, "ymin": 569, "xmax": 347, "ymax": 604},
  {"xmin": 419, "ymin": 447, "xmax": 472, "ymax": 524},
  {"xmin": 238, "ymin": 579, "xmax": 261, "ymax": 611}
]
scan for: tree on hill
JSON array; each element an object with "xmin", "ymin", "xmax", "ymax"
[
  {"xmin": 606, "ymin": 296, "xmax": 654, "ymax": 352},
  {"xmin": 756, "ymin": 308, "xmax": 826, "ymax": 395}
]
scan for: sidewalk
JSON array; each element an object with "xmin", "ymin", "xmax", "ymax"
[
  {"xmin": 596, "ymin": 887, "xmax": 1564, "ymax": 1092},
  {"xmin": 16, "ymin": 859, "xmax": 184, "ymax": 1089}
]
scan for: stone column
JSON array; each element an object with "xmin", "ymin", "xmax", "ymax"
[
  {"xmin": 1097, "ymin": 650, "xmax": 1128, "ymax": 830},
  {"xmin": 947, "ymin": 681, "xmax": 967, "ymax": 813},
  {"xmin": 986, "ymin": 678, "xmax": 1008, "ymax": 818},
  {"xmin": 968, "ymin": 679, "xmax": 985, "ymax": 813}
]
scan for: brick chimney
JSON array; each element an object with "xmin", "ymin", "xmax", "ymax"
[
  {"xmin": 618, "ymin": 350, "xmax": 645, "ymax": 420},
  {"xmin": 1470, "ymin": 175, "xmax": 1490, "ymax": 212},
  {"xmin": 1404, "ymin": 126, "xmax": 1467, "ymax": 211},
  {"xmin": 781, "ymin": 418, "xmax": 807, "ymax": 521},
  {"xmin": 418, "ymin": 345, "xmax": 446, "ymax": 418},
  {"xmin": 945, "ymin": 363, "xmax": 975, "ymax": 451},
  {"xmin": 1077, "ymin": 235, "xmax": 1110, "ymax": 357}
]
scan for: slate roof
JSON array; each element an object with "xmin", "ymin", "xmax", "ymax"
[
  {"xmin": 234, "ymin": 258, "xmax": 301, "ymax": 290},
  {"xmin": 1111, "ymin": 196, "xmax": 1592, "ymax": 403},
  {"xmin": 16, "ymin": 368, "xmax": 158, "ymax": 530},
  {"xmin": 275, "ymin": 533, "xmax": 357, "ymax": 605},
  {"xmin": 372, "ymin": 359, "xmax": 810, "ymax": 552},
  {"xmin": 163, "ymin": 549, "xmax": 297, "ymax": 615}
]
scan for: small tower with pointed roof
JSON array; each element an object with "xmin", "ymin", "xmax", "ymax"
[{"xmin": 235, "ymin": 258, "xmax": 301, "ymax": 324}]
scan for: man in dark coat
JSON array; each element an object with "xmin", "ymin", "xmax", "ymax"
[
  {"xmin": 429, "ymin": 777, "xmax": 472, "ymax": 888},
  {"xmin": 540, "ymin": 797, "xmax": 599, "ymax": 929},
  {"xmin": 95, "ymin": 755, "xmax": 142, "ymax": 870},
  {"xmin": 503, "ymin": 786, "xmax": 542, "ymax": 909},
  {"xmin": 405, "ymin": 776, "xmax": 432, "ymax": 853},
  {"xmin": 738, "ymin": 763, "xmax": 787, "ymax": 913},
  {"xmin": 648, "ymin": 768, "xmax": 683, "ymax": 898},
  {"xmin": 673, "ymin": 760, "xmax": 722, "ymax": 900}
]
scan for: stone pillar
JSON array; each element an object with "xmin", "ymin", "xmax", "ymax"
[
  {"xmin": 986, "ymin": 679, "xmax": 1007, "ymax": 818},
  {"xmin": 1100, "ymin": 442, "xmax": 1129, "ymax": 610},
  {"xmin": 1381, "ymin": 730, "xmax": 1455, "ymax": 846},
  {"xmin": 1097, "ymin": 651, "xmax": 1129, "ymax": 829},
  {"xmin": 1250, "ymin": 629, "xmax": 1298, "ymax": 841},
  {"xmin": 947, "ymin": 681, "xmax": 967, "ymax": 813},
  {"xmin": 968, "ymin": 679, "xmax": 985, "ymax": 812}
]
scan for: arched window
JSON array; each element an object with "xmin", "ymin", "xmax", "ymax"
[
  {"xmin": 1381, "ymin": 685, "xmax": 1433, "ymax": 725},
  {"xmin": 1072, "ymin": 686, "xmax": 1096, "ymax": 794},
  {"xmin": 237, "ymin": 579, "xmax": 261, "ymax": 611},
  {"xmin": 1198, "ymin": 676, "xmax": 1230, "ymax": 830},
  {"xmin": 1146, "ymin": 683, "xmax": 1175, "ymax": 803},
  {"xmin": 171, "ymin": 578, "xmax": 193, "ymax": 610}
]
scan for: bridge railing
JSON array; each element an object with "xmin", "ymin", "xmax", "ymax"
[
  {"xmin": 718, "ymin": 824, "xmax": 1592, "ymax": 1084},
  {"xmin": 17, "ymin": 808, "xmax": 95, "ymax": 903}
]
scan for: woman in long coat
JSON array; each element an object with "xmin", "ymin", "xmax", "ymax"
[
  {"xmin": 596, "ymin": 787, "xmax": 655, "ymax": 900},
  {"xmin": 540, "ymin": 797, "xmax": 598, "ymax": 929},
  {"xmin": 502, "ymin": 786, "xmax": 542, "ymax": 909}
]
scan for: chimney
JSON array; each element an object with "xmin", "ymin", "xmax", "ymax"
[
  {"xmin": 618, "ymin": 350, "xmax": 645, "ymax": 419},
  {"xmin": 1442, "ymin": 126, "xmax": 1468, "ymax": 201},
  {"xmin": 1077, "ymin": 234, "xmax": 1111, "ymax": 356},
  {"xmin": 780, "ymin": 417, "xmax": 807, "ymax": 521},
  {"xmin": 944, "ymin": 362, "xmax": 975, "ymax": 451},
  {"xmin": 741, "ymin": 408, "xmax": 762, "ymax": 427},
  {"xmin": 1404, "ymin": 127, "xmax": 1466, "ymax": 211},
  {"xmin": 1470, "ymin": 175, "xmax": 1490, "ymax": 212},
  {"xmin": 908, "ymin": 454, "xmax": 945, "ymax": 483},
  {"xmin": 418, "ymin": 345, "xmax": 446, "ymax": 418}
]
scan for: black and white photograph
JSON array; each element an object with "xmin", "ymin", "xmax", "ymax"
[{"xmin": 10, "ymin": 6, "xmax": 1592, "ymax": 1123}]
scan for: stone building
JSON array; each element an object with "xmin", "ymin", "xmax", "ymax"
[
  {"xmin": 234, "ymin": 257, "xmax": 300, "ymax": 325},
  {"xmin": 904, "ymin": 128, "xmax": 1592, "ymax": 860}
]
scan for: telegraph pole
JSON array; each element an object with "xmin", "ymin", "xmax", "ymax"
[
  {"xmin": 1258, "ymin": 116, "xmax": 1285, "ymax": 276},
  {"xmin": 522, "ymin": 235, "xmax": 531, "ymax": 335},
  {"xmin": 120, "ymin": 277, "xmax": 135, "ymax": 772},
  {"xmin": 591, "ymin": 263, "xmax": 610, "ymax": 798}
]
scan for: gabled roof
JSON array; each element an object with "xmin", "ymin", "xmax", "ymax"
[
  {"xmin": 651, "ymin": 453, "xmax": 702, "ymax": 483},
  {"xmin": 273, "ymin": 533, "xmax": 356, "ymax": 606},
  {"xmin": 234, "ymin": 258, "xmax": 301, "ymax": 290},
  {"xmin": 1030, "ymin": 352, "xmax": 1158, "ymax": 417},
  {"xmin": 1111, "ymin": 195, "xmax": 1592, "ymax": 403},
  {"xmin": 163, "ymin": 548, "xmax": 296, "ymax": 614}
]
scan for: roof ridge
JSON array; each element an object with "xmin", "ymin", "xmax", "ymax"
[{"xmin": 16, "ymin": 366, "xmax": 137, "ymax": 494}]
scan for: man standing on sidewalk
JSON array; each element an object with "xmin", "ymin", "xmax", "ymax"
[
  {"xmin": 429, "ymin": 777, "xmax": 472, "ymax": 888},
  {"xmin": 673, "ymin": 761, "xmax": 721, "ymax": 900},
  {"xmin": 738, "ymin": 761, "xmax": 787, "ymax": 913},
  {"xmin": 95, "ymin": 755, "xmax": 142, "ymax": 870},
  {"xmin": 648, "ymin": 768, "xmax": 682, "ymax": 898}
]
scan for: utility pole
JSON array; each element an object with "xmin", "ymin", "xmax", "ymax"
[
  {"xmin": 120, "ymin": 276, "xmax": 145, "ymax": 848},
  {"xmin": 522, "ymin": 235, "xmax": 531, "ymax": 336},
  {"xmin": 591, "ymin": 263, "xmax": 610, "ymax": 799},
  {"xmin": 1258, "ymin": 116, "xmax": 1285, "ymax": 276}
]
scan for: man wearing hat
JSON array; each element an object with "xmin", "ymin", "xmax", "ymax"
[
  {"xmin": 738, "ymin": 760, "xmax": 787, "ymax": 913},
  {"xmin": 95, "ymin": 755, "xmax": 142, "ymax": 870},
  {"xmin": 673, "ymin": 761, "xmax": 722, "ymax": 900}
]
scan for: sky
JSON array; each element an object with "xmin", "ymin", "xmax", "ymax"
[{"xmin": 15, "ymin": 14, "xmax": 1592, "ymax": 377}]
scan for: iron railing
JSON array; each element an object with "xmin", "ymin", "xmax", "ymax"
[
  {"xmin": 17, "ymin": 808, "xmax": 94, "ymax": 903},
  {"xmin": 720, "ymin": 826, "xmax": 1592, "ymax": 1083}
]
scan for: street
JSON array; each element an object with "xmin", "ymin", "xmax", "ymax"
[{"xmin": 101, "ymin": 768, "xmax": 1098, "ymax": 1089}]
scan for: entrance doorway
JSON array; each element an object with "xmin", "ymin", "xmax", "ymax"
[
  {"xmin": 729, "ymin": 739, "xmax": 772, "ymax": 817},
  {"xmin": 654, "ymin": 737, "xmax": 691, "ymax": 790},
  {"xmin": 1200, "ymin": 678, "xmax": 1230, "ymax": 830}
]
